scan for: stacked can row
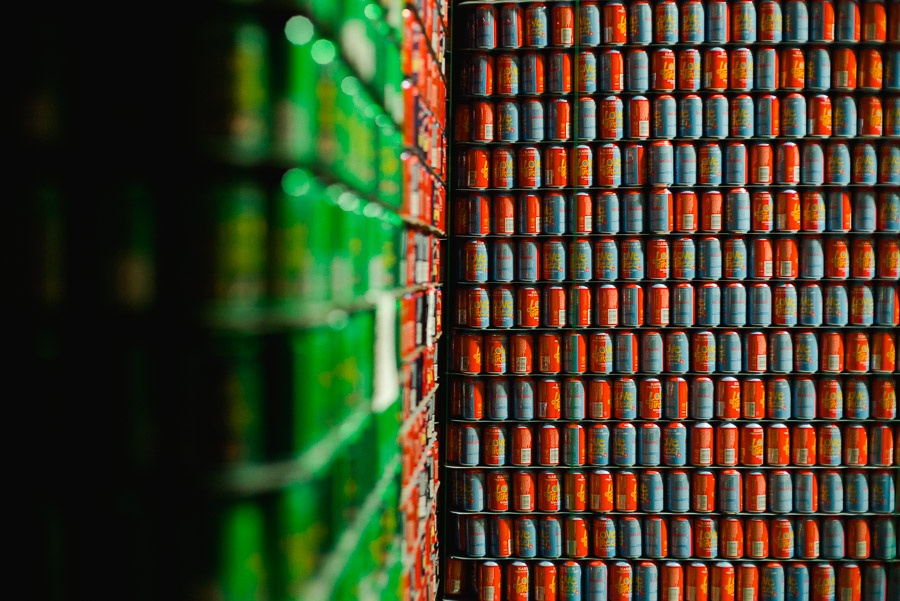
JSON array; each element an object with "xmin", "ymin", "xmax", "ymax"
[
  {"xmin": 453, "ymin": 189, "xmax": 900, "ymax": 235},
  {"xmin": 458, "ymin": 141, "xmax": 900, "ymax": 190},
  {"xmin": 460, "ymin": 0, "xmax": 899, "ymax": 49},
  {"xmin": 459, "ymin": 47, "xmax": 899, "ymax": 96},
  {"xmin": 445, "ymin": 558, "xmax": 898, "ymax": 601},
  {"xmin": 448, "ymin": 419, "xmax": 898, "ymax": 466},
  {"xmin": 454, "ymin": 282, "xmax": 900, "ymax": 328},
  {"xmin": 448, "ymin": 465, "xmax": 897, "ymax": 514},
  {"xmin": 449, "ymin": 373, "xmax": 898, "ymax": 420}
]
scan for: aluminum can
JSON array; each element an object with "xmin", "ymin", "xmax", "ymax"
[
  {"xmin": 833, "ymin": 94, "xmax": 857, "ymax": 137},
  {"xmin": 576, "ymin": 96, "xmax": 597, "ymax": 140},
  {"xmin": 673, "ymin": 237, "xmax": 697, "ymax": 280},
  {"xmin": 599, "ymin": 96, "xmax": 623, "ymax": 140},
  {"xmin": 859, "ymin": 48, "xmax": 884, "ymax": 89},
  {"xmin": 695, "ymin": 518, "xmax": 718, "ymax": 558},
  {"xmin": 578, "ymin": 1, "xmax": 601, "ymax": 45},
  {"xmin": 470, "ymin": 53, "xmax": 495, "ymax": 96},
  {"xmin": 596, "ymin": 143, "xmax": 622, "ymax": 187},
  {"xmin": 680, "ymin": 0, "xmax": 704, "ymax": 43},
  {"xmin": 547, "ymin": 98, "xmax": 571, "ymax": 141},
  {"xmin": 653, "ymin": 95, "xmax": 677, "ymax": 139},
  {"xmin": 598, "ymin": 49, "xmax": 623, "ymax": 93},
  {"xmin": 807, "ymin": 48, "xmax": 832, "ymax": 90},
  {"xmin": 833, "ymin": 46, "xmax": 858, "ymax": 90},
  {"xmin": 626, "ymin": 48, "xmax": 649, "ymax": 92},
  {"xmin": 497, "ymin": 54, "xmax": 521, "ymax": 96},
  {"xmin": 548, "ymin": 51, "xmax": 572, "ymax": 94},
  {"xmin": 577, "ymin": 51, "xmax": 598, "ymax": 94},
  {"xmin": 692, "ymin": 329, "xmax": 717, "ymax": 372},
  {"xmin": 704, "ymin": 48, "xmax": 728, "ymax": 91},
  {"xmin": 726, "ymin": 144, "xmax": 748, "ymax": 184},
  {"xmin": 680, "ymin": 95, "xmax": 703, "ymax": 138},
  {"xmin": 692, "ymin": 377, "xmax": 714, "ymax": 419},
  {"xmin": 521, "ymin": 100, "xmax": 545, "ymax": 141},
  {"xmin": 678, "ymin": 49, "xmax": 701, "ymax": 92},
  {"xmin": 746, "ymin": 473, "xmax": 767, "ymax": 512},
  {"xmin": 664, "ymin": 425, "xmax": 688, "ymax": 467},
  {"xmin": 756, "ymin": 48, "xmax": 780, "ymax": 91},
  {"xmin": 675, "ymin": 144, "xmax": 697, "ymax": 186},
  {"xmin": 640, "ymin": 469, "xmax": 664, "ymax": 512},
  {"xmin": 707, "ymin": 0, "xmax": 730, "ymax": 42},
  {"xmin": 540, "ymin": 516, "xmax": 563, "ymax": 558},
  {"xmin": 803, "ymin": 142, "xmax": 826, "ymax": 184},
  {"xmin": 691, "ymin": 423, "xmax": 714, "ymax": 467},
  {"xmin": 720, "ymin": 470, "xmax": 742, "ymax": 513},
  {"xmin": 695, "ymin": 283, "xmax": 721, "ymax": 327},
  {"xmin": 749, "ymin": 283, "xmax": 773, "ymax": 325},
  {"xmin": 699, "ymin": 143, "xmax": 723, "ymax": 185},
  {"xmin": 652, "ymin": 48, "xmax": 676, "ymax": 91},
  {"xmin": 781, "ymin": 48, "xmax": 806, "ymax": 90},
  {"xmin": 616, "ymin": 471, "xmax": 638, "ymax": 512},
  {"xmin": 603, "ymin": 0, "xmax": 627, "ymax": 44},
  {"xmin": 626, "ymin": 95, "xmax": 650, "ymax": 139},
  {"xmin": 852, "ymin": 142, "xmax": 878, "ymax": 183},
  {"xmin": 524, "ymin": 3, "xmax": 549, "ymax": 47}
]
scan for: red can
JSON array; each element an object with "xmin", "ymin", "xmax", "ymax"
[
  {"xmin": 781, "ymin": 47, "xmax": 806, "ymax": 89},
  {"xmin": 833, "ymin": 47, "xmax": 858, "ymax": 89},
  {"xmin": 860, "ymin": 97, "xmax": 883, "ymax": 137},
  {"xmin": 770, "ymin": 519, "xmax": 793, "ymax": 558},
  {"xmin": 590, "ymin": 332, "xmax": 613, "ymax": 373},
  {"xmin": 792, "ymin": 424, "xmax": 817, "ymax": 466},
  {"xmin": 678, "ymin": 49, "xmax": 701, "ymax": 91},
  {"xmin": 858, "ymin": 48, "xmax": 884, "ymax": 89},
  {"xmin": 844, "ymin": 424, "xmax": 869, "ymax": 465},
  {"xmin": 539, "ymin": 333, "xmax": 562, "ymax": 374},
  {"xmin": 484, "ymin": 425, "xmax": 505, "ymax": 466},
  {"xmin": 851, "ymin": 239, "xmax": 875, "ymax": 279},
  {"xmin": 570, "ymin": 285, "xmax": 592, "ymax": 327},
  {"xmin": 808, "ymin": 94, "xmax": 833, "ymax": 136},
  {"xmin": 517, "ymin": 287, "xmax": 540, "ymax": 327},
  {"xmin": 736, "ymin": 564, "xmax": 757, "ymax": 601},
  {"xmin": 694, "ymin": 517, "xmax": 717, "ymax": 557},
  {"xmin": 466, "ymin": 148, "xmax": 490, "ymax": 189},
  {"xmin": 741, "ymin": 423, "xmax": 765, "ymax": 466},
  {"xmin": 745, "ymin": 472, "xmax": 766, "ymax": 512},
  {"xmin": 687, "ymin": 563, "xmax": 709, "ymax": 601},
  {"xmin": 481, "ymin": 562, "xmax": 502, "ymax": 599},
  {"xmin": 544, "ymin": 145, "xmax": 569, "ymax": 188},
  {"xmin": 846, "ymin": 332, "xmax": 870, "ymax": 373},
  {"xmin": 565, "ymin": 472, "xmax": 587, "ymax": 511},
  {"xmin": 716, "ymin": 424, "xmax": 739, "ymax": 466},
  {"xmin": 648, "ymin": 286, "xmax": 670, "ymax": 326},
  {"xmin": 572, "ymin": 192, "xmax": 592, "ymax": 234},
  {"xmin": 610, "ymin": 562, "xmax": 633, "ymax": 601},
  {"xmin": 544, "ymin": 286, "xmax": 566, "ymax": 327},
  {"xmin": 640, "ymin": 378, "xmax": 663, "ymax": 419},
  {"xmin": 603, "ymin": 0, "xmax": 627, "ymax": 44},
  {"xmin": 455, "ymin": 103, "xmax": 472, "ymax": 143},
  {"xmin": 512, "ymin": 425, "xmax": 533, "ymax": 466},
  {"xmin": 535, "ymin": 562, "xmax": 557, "ymax": 601},
  {"xmin": 589, "ymin": 380, "xmax": 612, "ymax": 419},
  {"xmin": 675, "ymin": 191, "xmax": 699, "ymax": 231},
  {"xmin": 538, "ymin": 378, "xmax": 562, "ymax": 419},
  {"xmin": 775, "ymin": 238, "xmax": 799, "ymax": 279},
  {"xmin": 647, "ymin": 238, "xmax": 670, "ymax": 279},
  {"xmin": 838, "ymin": 564, "xmax": 862, "ymax": 601},
  {"xmin": 749, "ymin": 144, "xmax": 774, "ymax": 184},
  {"xmin": 721, "ymin": 518, "xmax": 744, "ymax": 558},
  {"xmin": 661, "ymin": 563, "xmax": 684, "ymax": 601},
  {"xmin": 508, "ymin": 335, "xmax": 533, "ymax": 376},
  {"xmin": 458, "ymin": 334, "xmax": 484, "ymax": 374},
  {"xmin": 507, "ymin": 562, "xmax": 529, "ymax": 601},
  {"xmin": 596, "ymin": 283, "xmax": 618, "ymax": 327},
  {"xmin": 872, "ymin": 333, "xmax": 896, "ymax": 373},
  {"xmin": 472, "ymin": 101, "xmax": 495, "ymax": 143},
  {"xmin": 746, "ymin": 518, "xmax": 769, "ymax": 557},
  {"xmin": 716, "ymin": 378, "xmax": 742, "ymax": 420},
  {"xmin": 818, "ymin": 378, "xmax": 842, "ymax": 419},
  {"xmin": 574, "ymin": 145, "xmax": 593, "ymax": 186},
  {"xmin": 488, "ymin": 471, "xmax": 510, "ymax": 511},
  {"xmin": 691, "ymin": 423, "xmax": 714, "ymax": 466},
  {"xmin": 566, "ymin": 517, "xmax": 589, "ymax": 557},
  {"xmin": 742, "ymin": 378, "xmax": 765, "ymax": 418},
  {"xmin": 538, "ymin": 471, "xmax": 561, "ymax": 511},
  {"xmin": 513, "ymin": 472, "xmax": 535, "ymax": 511},
  {"xmin": 691, "ymin": 472, "xmax": 716, "ymax": 512},
  {"xmin": 766, "ymin": 423, "xmax": 790, "ymax": 466},
  {"xmin": 821, "ymin": 332, "xmax": 845, "ymax": 372},
  {"xmin": 701, "ymin": 191, "xmax": 724, "ymax": 231},
  {"xmin": 485, "ymin": 334, "xmax": 508, "ymax": 374},
  {"xmin": 703, "ymin": 47, "xmax": 728, "ymax": 90},
  {"xmin": 751, "ymin": 192, "xmax": 774, "ymax": 231},
  {"xmin": 615, "ymin": 470, "xmax": 637, "ymax": 511},
  {"xmin": 652, "ymin": 48, "xmax": 676, "ymax": 90},
  {"xmin": 551, "ymin": 2, "xmax": 575, "ymax": 45},
  {"xmin": 626, "ymin": 96, "xmax": 650, "ymax": 139},
  {"xmin": 540, "ymin": 424, "xmax": 561, "ymax": 466},
  {"xmin": 878, "ymin": 238, "xmax": 900, "ymax": 278},
  {"xmin": 730, "ymin": 47, "xmax": 753, "ymax": 90},
  {"xmin": 590, "ymin": 469, "xmax": 614, "ymax": 511},
  {"xmin": 745, "ymin": 333, "xmax": 767, "ymax": 374}
]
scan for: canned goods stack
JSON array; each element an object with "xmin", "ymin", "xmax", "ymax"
[{"xmin": 447, "ymin": 1, "xmax": 899, "ymax": 600}]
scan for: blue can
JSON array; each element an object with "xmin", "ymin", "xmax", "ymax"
[
  {"xmin": 767, "ymin": 379, "xmax": 790, "ymax": 419},
  {"xmin": 619, "ymin": 191, "xmax": 643, "ymax": 233},
  {"xmin": 865, "ymin": 563, "xmax": 889, "ymax": 601},
  {"xmin": 596, "ymin": 241, "xmax": 618, "ymax": 280},
  {"xmin": 623, "ymin": 146, "xmax": 644, "ymax": 187},
  {"xmin": 628, "ymin": 0, "xmax": 653, "ymax": 45},
  {"xmin": 698, "ymin": 237, "xmax": 723, "ymax": 280},
  {"xmin": 887, "ymin": 48, "xmax": 900, "ymax": 89},
  {"xmin": 517, "ymin": 240, "xmax": 539, "ymax": 282},
  {"xmin": 799, "ymin": 283, "xmax": 823, "ymax": 325},
  {"xmin": 875, "ymin": 284, "xmax": 897, "ymax": 325},
  {"xmin": 782, "ymin": 94, "xmax": 807, "ymax": 137},
  {"xmin": 640, "ymin": 469, "xmax": 664, "ymax": 510},
  {"xmin": 756, "ymin": 48, "xmax": 779, "ymax": 91},
  {"xmin": 853, "ymin": 143, "xmax": 878, "ymax": 184},
  {"xmin": 756, "ymin": 94, "xmax": 779, "ymax": 137},
  {"xmin": 578, "ymin": 2, "xmax": 601, "ymax": 45},
  {"xmin": 466, "ymin": 515, "xmax": 487, "ymax": 557},
  {"xmin": 487, "ymin": 380, "xmax": 510, "ymax": 419},
  {"xmin": 640, "ymin": 425, "xmax": 662, "ymax": 467},
  {"xmin": 664, "ymin": 424, "xmax": 689, "ymax": 467},
  {"xmin": 750, "ymin": 283, "xmax": 773, "ymax": 325},
  {"xmin": 515, "ymin": 517, "xmax": 538, "ymax": 557},
  {"xmin": 492, "ymin": 239, "xmax": 515, "ymax": 282},
  {"xmin": 696, "ymin": 284, "xmax": 722, "ymax": 326},
  {"xmin": 643, "ymin": 517, "xmax": 666, "ymax": 558},
  {"xmin": 792, "ymin": 377, "xmax": 816, "ymax": 417},
  {"xmin": 846, "ymin": 471, "xmax": 870, "ymax": 513},
  {"xmin": 675, "ymin": 144, "xmax": 697, "ymax": 185},
  {"xmin": 800, "ymin": 238, "xmax": 825, "ymax": 279},
  {"xmin": 718, "ymin": 333, "xmax": 742, "ymax": 373},
  {"xmin": 598, "ymin": 50, "xmax": 619, "ymax": 93},
  {"xmin": 845, "ymin": 378, "xmax": 870, "ymax": 419},
  {"xmin": 634, "ymin": 559, "xmax": 658, "ymax": 598},
  {"xmin": 726, "ymin": 191, "xmax": 751, "ymax": 233},
  {"xmin": 666, "ymin": 332, "xmax": 690, "ymax": 374},
  {"xmin": 571, "ymin": 240, "xmax": 592, "ymax": 282},
  {"xmin": 726, "ymin": 145, "xmax": 748, "ymax": 185},
  {"xmin": 679, "ymin": 95, "xmax": 704, "ymax": 138},
  {"xmin": 626, "ymin": 49, "xmax": 649, "ymax": 92},
  {"xmin": 827, "ymin": 142, "xmax": 852, "ymax": 184},
  {"xmin": 524, "ymin": 4, "xmax": 548, "ymax": 46},
  {"xmin": 499, "ymin": 4, "xmax": 523, "ymax": 48},
  {"xmin": 642, "ymin": 332, "xmax": 663, "ymax": 373},
  {"xmin": 706, "ymin": 0, "xmax": 729, "ymax": 42},
  {"xmin": 888, "ymin": 97, "xmax": 900, "ymax": 136},
  {"xmin": 822, "ymin": 518, "xmax": 844, "ymax": 558},
  {"xmin": 565, "ymin": 380, "xmax": 586, "ymax": 420},
  {"xmin": 614, "ymin": 424, "xmax": 637, "ymax": 466},
  {"xmin": 649, "ymin": 142, "xmax": 674, "ymax": 186},
  {"xmin": 807, "ymin": 47, "xmax": 831, "ymax": 90},
  {"xmin": 461, "ymin": 426, "xmax": 480, "ymax": 465},
  {"xmin": 734, "ymin": 0, "xmax": 758, "ymax": 41},
  {"xmin": 825, "ymin": 284, "xmax": 849, "ymax": 325},
  {"xmin": 672, "ymin": 285, "xmax": 694, "ymax": 326},
  {"xmin": 769, "ymin": 471, "xmax": 793, "ymax": 512},
  {"xmin": 594, "ymin": 519, "xmax": 616, "ymax": 556},
  {"xmin": 579, "ymin": 52, "xmax": 598, "ymax": 95},
  {"xmin": 722, "ymin": 285, "xmax": 747, "ymax": 326},
  {"xmin": 670, "ymin": 518, "xmax": 692, "ymax": 558},
  {"xmin": 688, "ymin": 379, "xmax": 713, "ymax": 421},
  {"xmin": 795, "ymin": 332, "xmax": 819, "ymax": 373},
  {"xmin": 621, "ymin": 240, "xmax": 644, "ymax": 280},
  {"xmin": 463, "ymin": 471, "xmax": 485, "ymax": 511},
  {"xmin": 881, "ymin": 145, "xmax": 900, "ymax": 184},
  {"xmin": 719, "ymin": 470, "xmax": 742, "ymax": 513},
  {"xmin": 591, "ymin": 427, "xmax": 613, "ymax": 469},
  {"xmin": 616, "ymin": 377, "xmax": 638, "ymax": 418},
  {"xmin": 853, "ymin": 190, "xmax": 877, "ymax": 231},
  {"xmin": 762, "ymin": 564, "xmax": 785, "ymax": 601},
  {"xmin": 586, "ymin": 561, "xmax": 608, "ymax": 601},
  {"xmin": 820, "ymin": 471, "xmax": 844, "ymax": 513},
  {"xmin": 833, "ymin": 95, "xmax": 857, "ymax": 137},
  {"xmin": 705, "ymin": 95, "xmax": 729, "ymax": 138},
  {"xmin": 648, "ymin": 193, "xmax": 669, "ymax": 236},
  {"xmin": 621, "ymin": 288, "xmax": 642, "ymax": 330},
  {"xmin": 497, "ymin": 100, "xmax": 520, "ymax": 142},
  {"xmin": 872, "ymin": 471, "xmax": 897, "ymax": 513},
  {"xmin": 785, "ymin": 0, "xmax": 810, "ymax": 42},
  {"xmin": 542, "ymin": 240, "xmax": 565, "ymax": 281},
  {"xmin": 618, "ymin": 517, "xmax": 643, "ymax": 558},
  {"xmin": 561, "ymin": 562, "xmax": 582, "ymax": 599},
  {"xmin": 543, "ymin": 193, "xmax": 566, "ymax": 235},
  {"xmin": 786, "ymin": 564, "xmax": 809, "ymax": 601},
  {"xmin": 731, "ymin": 97, "xmax": 754, "ymax": 139},
  {"xmin": 522, "ymin": 99, "xmax": 545, "ymax": 141},
  {"xmin": 699, "ymin": 143, "xmax": 723, "ymax": 185},
  {"xmin": 680, "ymin": 0, "xmax": 704, "ymax": 43},
  {"xmin": 664, "ymin": 471, "xmax": 689, "ymax": 513},
  {"xmin": 796, "ymin": 471, "xmax": 818, "ymax": 513},
  {"xmin": 653, "ymin": 95, "xmax": 677, "ymax": 139},
  {"xmin": 673, "ymin": 238, "xmax": 697, "ymax": 280},
  {"xmin": 879, "ymin": 191, "xmax": 900, "ymax": 231},
  {"xmin": 802, "ymin": 143, "xmax": 826, "ymax": 184},
  {"xmin": 770, "ymin": 331, "xmax": 793, "ymax": 373},
  {"xmin": 514, "ymin": 380, "xmax": 535, "ymax": 419},
  {"xmin": 540, "ymin": 516, "xmax": 562, "ymax": 558}
]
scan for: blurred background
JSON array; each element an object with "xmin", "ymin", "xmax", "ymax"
[{"xmin": 13, "ymin": 1, "xmax": 446, "ymax": 600}]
